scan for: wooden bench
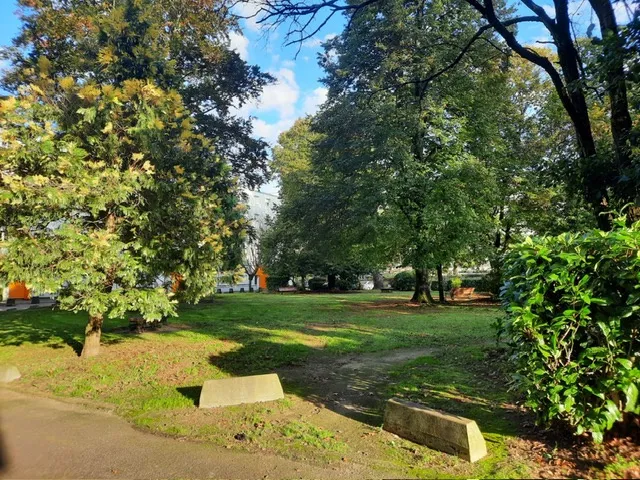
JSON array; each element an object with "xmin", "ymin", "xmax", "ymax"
[
  {"xmin": 380, "ymin": 287, "xmax": 394, "ymax": 293},
  {"xmin": 450, "ymin": 287, "xmax": 475, "ymax": 300},
  {"xmin": 277, "ymin": 286, "xmax": 297, "ymax": 294}
]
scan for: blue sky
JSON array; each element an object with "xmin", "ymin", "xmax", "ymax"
[{"xmin": 0, "ymin": 0, "xmax": 633, "ymax": 194}]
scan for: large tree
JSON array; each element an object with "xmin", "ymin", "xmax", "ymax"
[
  {"xmin": 264, "ymin": 118, "xmax": 393, "ymax": 286},
  {"xmin": 0, "ymin": 73, "xmax": 231, "ymax": 357},
  {"xmin": 254, "ymin": 0, "xmax": 640, "ymax": 228},
  {"xmin": 0, "ymin": 0, "xmax": 270, "ymax": 356},
  {"xmin": 308, "ymin": 0, "xmax": 500, "ymax": 303}
]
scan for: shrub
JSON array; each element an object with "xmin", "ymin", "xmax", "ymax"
[
  {"xmin": 502, "ymin": 217, "xmax": 640, "ymax": 442},
  {"xmin": 450, "ymin": 276, "xmax": 462, "ymax": 289},
  {"xmin": 392, "ymin": 271, "xmax": 415, "ymax": 291},
  {"xmin": 460, "ymin": 276, "xmax": 493, "ymax": 292},
  {"xmin": 307, "ymin": 277, "xmax": 327, "ymax": 291},
  {"xmin": 337, "ymin": 274, "xmax": 360, "ymax": 291},
  {"xmin": 266, "ymin": 275, "xmax": 290, "ymax": 291}
]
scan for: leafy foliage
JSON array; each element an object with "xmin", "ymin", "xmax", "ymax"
[
  {"xmin": 3, "ymin": 0, "xmax": 272, "ymax": 188},
  {"xmin": 265, "ymin": 275, "xmax": 291, "ymax": 291},
  {"xmin": 307, "ymin": 277, "xmax": 327, "ymax": 291},
  {"xmin": 502, "ymin": 216, "xmax": 640, "ymax": 441},
  {"xmin": 392, "ymin": 271, "xmax": 416, "ymax": 292}
]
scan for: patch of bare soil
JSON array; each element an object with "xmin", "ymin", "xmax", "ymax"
[
  {"xmin": 277, "ymin": 347, "xmax": 436, "ymax": 425},
  {"xmin": 349, "ymin": 294, "xmax": 500, "ymax": 312},
  {"xmin": 109, "ymin": 322, "xmax": 194, "ymax": 335}
]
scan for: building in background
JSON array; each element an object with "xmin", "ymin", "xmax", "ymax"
[{"xmin": 216, "ymin": 190, "xmax": 279, "ymax": 293}]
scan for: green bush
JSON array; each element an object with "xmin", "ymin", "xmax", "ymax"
[
  {"xmin": 450, "ymin": 276, "xmax": 462, "ymax": 289},
  {"xmin": 502, "ymin": 217, "xmax": 640, "ymax": 442},
  {"xmin": 336, "ymin": 274, "xmax": 360, "ymax": 291},
  {"xmin": 266, "ymin": 275, "xmax": 290, "ymax": 291},
  {"xmin": 461, "ymin": 276, "xmax": 493, "ymax": 292},
  {"xmin": 307, "ymin": 277, "xmax": 327, "ymax": 291},
  {"xmin": 391, "ymin": 271, "xmax": 415, "ymax": 291}
]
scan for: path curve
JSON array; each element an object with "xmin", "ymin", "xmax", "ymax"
[{"xmin": 0, "ymin": 389, "xmax": 371, "ymax": 479}]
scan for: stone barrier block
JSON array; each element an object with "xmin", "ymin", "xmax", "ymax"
[
  {"xmin": 383, "ymin": 398, "xmax": 487, "ymax": 462},
  {"xmin": 0, "ymin": 365, "xmax": 21, "ymax": 383},
  {"xmin": 199, "ymin": 373, "xmax": 284, "ymax": 408}
]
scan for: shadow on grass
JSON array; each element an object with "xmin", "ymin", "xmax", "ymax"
[
  {"xmin": 0, "ymin": 311, "xmax": 85, "ymax": 355},
  {"xmin": 176, "ymin": 386, "xmax": 202, "ymax": 407},
  {"xmin": 0, "ymin": 308, "xmax": 129, "ymax": 356},
  {"xmin": 206, "ymin": 334, "xmax": 526, "ymax": 437}
]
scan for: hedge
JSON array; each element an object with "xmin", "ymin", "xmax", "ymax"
[{"xmin": 501, "ymin": 217, "xmax": 640, "ymax": 441}]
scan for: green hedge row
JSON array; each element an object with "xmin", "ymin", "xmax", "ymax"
[{"xmin": 502, "ymin": 217, "xmax": 640, "ymax": 441}]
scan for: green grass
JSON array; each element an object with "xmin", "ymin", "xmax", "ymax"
[{"xmin": 0, "ymin": 292, "xmax": 536, "ymax": 477}]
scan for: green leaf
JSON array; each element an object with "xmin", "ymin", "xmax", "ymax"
[{"xmin": 623, "ymin": 383, "xmax": 638, "ymax": 413}]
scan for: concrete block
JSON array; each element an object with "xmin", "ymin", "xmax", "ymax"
[
  {"xmin": 0, "ymin": 365, "xmax": 21, "ymax": 383},
  {"xmin": 383, "ymin": 398, "xmax": 487, "ymax": 462},
  {"xmin": 199, "ymin": 373, "xmax": 284, "ymax": 408}
]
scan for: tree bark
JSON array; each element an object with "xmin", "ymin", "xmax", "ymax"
[
  {"xmin": 465, "ymin": 0, "xmax": 612, "ymax": 229},
  {"xmin": 411, "ymin": 267, "xmax": 434, "ymax": 304},
  {"xmin": 436, "ymin": 264, "xmax": 446, "ymax": 303},
  {"xmin": 372, "ymin": 271, "xmax": 384, "ymax": 289},
  {"xmin": 81, "ymin": 313, "xmax": 103, "ymax": 358},
  {"xmin": 248, "ymin": 273, "xmax": 255, "ymax": 292},
  {"xmin": 328, "ymin": 273, "xmax": 336, "ymax": 290}
]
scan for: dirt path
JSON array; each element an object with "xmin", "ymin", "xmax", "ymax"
[
  {"xmin": 0, "ymin": 389, "xmax": 374, "ymax": 479},
  {"xmin": 277, "ymin": 347, "xmax": 436, "ymax": 425}
]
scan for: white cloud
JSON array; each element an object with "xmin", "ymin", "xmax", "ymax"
[
  {"xmin": 302, "ymin": 87, "xmax": 328, "ymax": 115},
  {"xmin": 252, "ymin": 117, "xmax": 297, "ymax": 145},
  {"xmin": 281, "ymin": 59, "xmax": 296, "ymax": 68},
  {"xmin": 234, "ymin": 1, "xmax": 263, "ymax": 32},
  {"xmin": 229, "ymin": 31, "xmax": 249, "ymax": 61},
  {"xmin": 250, "ymin": 68, "xmax": 300, "ymax": 118},
  {"xmin": 302, "ymin": 33, "xmax": 337, "ymax": 48}
]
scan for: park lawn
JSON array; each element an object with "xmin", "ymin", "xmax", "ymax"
[{"xmin": 1, "ymin": 292, "xmax": 537, "ymax": 478}]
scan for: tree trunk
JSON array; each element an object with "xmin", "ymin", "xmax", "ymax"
[
  {"xmin": 471, "ymin": 0, "xmax": 612, "ymax": 229},
  {"xmin": 248, "ymin": 273, "xmax": 255, "ymax": 292},
  {"xmin": 436, "ymin": 264, "xmax": 446, "ymax": 303},
  {"xmin": 411, "ymin": 267, "xmax": 434, "ymax": 304},
  {"xmin": 372, "ymin": 271, "xmax": 384, "ymax": 289},
  {"xmin": 81, "ymin": 313, "xmax": 103, "ymax": 358},
  {"xmin": 328, "ymin": 273, "xmax": 336, "ymax": 290},
  {"xmin": 588, "ymin": 0, "xmax": 634, "ymax": 201}
]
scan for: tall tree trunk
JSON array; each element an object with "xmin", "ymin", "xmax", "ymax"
[
  {"xmin": 588, "ymin": 0, "xmax": 638, "ymax": 222},
  {"xmin": 328, "ymin": 273, "xmax": 336, "ymax": 290},
  {"xmin": 248, "ymin": 273, "xmax": 255, "ymax": 292},
  {"xmin": 411, "ymin": 267, "xmax": 434, "ymax": 304},
  {"xmin": 81, "ymin": 313, "xmax": 103, "ymax": 358},
  {"xmin": 471, "ymin": 0, "xmax": 612, "ymax": 229},
  {"xmin": 436, "ymin": 264, "xmax": 446, "ymax": 303},
  {"xmin": 372, "ymin": 271, "xmax": 384, "ymax": 289}
]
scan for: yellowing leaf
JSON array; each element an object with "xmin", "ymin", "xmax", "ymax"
[
  {"xmin": 102, "ymin": 122, "xmax": 113, "ymax": 134},
  {"xmin": 98, "ymin": 46, "xmax": 117, "ymax": 66},
  {"xmin": 174, "ymin": 165, "xmax": 185, "ymax": 175},
  {"xmin": 59, "ymin": 77, "xmax": 75, "ymax": 91},
  {"xmin": 132, "ymin": 153, "xmax": 145, "ymax": 161},
  {"xmin": 0, "ymin": 97, "xmax": 16, "ymax": 113},
  {"xmin": 37, "ymin": 56, "xmax": 51, "ymax": 76},
  {"xmin": 78, "ymin": 84, "xmax": 101, "ymax": 102}
]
